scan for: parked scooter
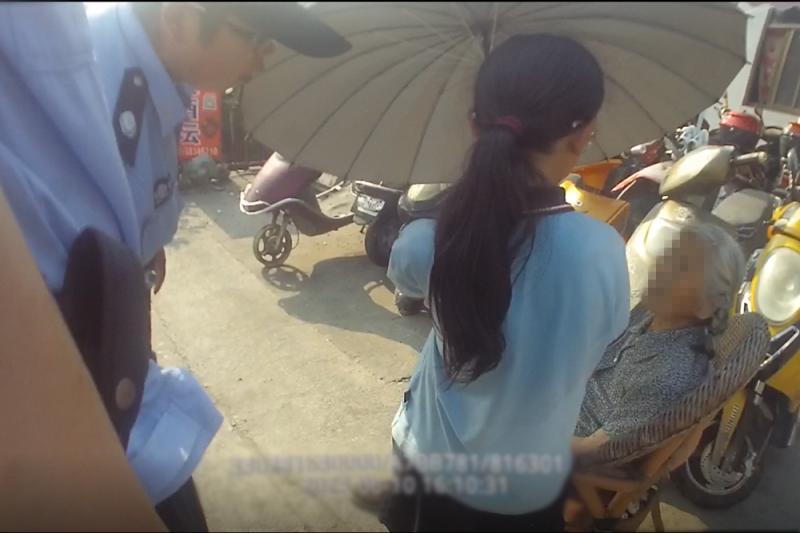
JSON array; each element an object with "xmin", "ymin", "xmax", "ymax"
[
  {"xmin": 626, "ymin": 145, "xmax": 769, "ymax": 308},
  {"xmin": 572, "ymin": 119, "xmax": 704, "ymax": 199},
  {"xmin": 570, "ymin": 158, "xmax": 625, "ymax": 194},
  {"xmin": 351, "ymin": 181, "xmax": 451, "ymax": 267},
  {"xmin": 617, "ymin": 111, "xmax": 785, "ymax": 257},
  {"xmin": 350, "ymin": 181, "xmax": 404, "ymax": 267},
  {"xmin": 240, "ymin": 152, "xmax": 353, "ymax": 267},
  {"xmin": 601, "ymin": 137, "xmax": 669, "ymax": 195},
  {"xmin": 612, "ymin": 121, "xmax": 711, "ymax": 239},
  {"xmin": 351, "ymin": 181, "xmax": 451, "ymax": 315},
  {"xmin": 358, "ymin": 177, "xmax": 631, "ymax": 317},
  {"xmin": 671, "ymin": 140, "xmax": 800, "ymax": 509}
]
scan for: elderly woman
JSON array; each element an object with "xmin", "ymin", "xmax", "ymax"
[{"xmin": 572, "ymin": 223, "xmax": 746, "ymax": 456}]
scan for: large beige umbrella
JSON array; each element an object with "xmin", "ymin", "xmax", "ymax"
[{"xmin": 243, "ymin": 2, "xmax": 747, "ymax": 188}]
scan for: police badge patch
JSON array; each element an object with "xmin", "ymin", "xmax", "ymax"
[{"xmin": 113, "ymin": 68, "xmax": 148, "ymax": 167}]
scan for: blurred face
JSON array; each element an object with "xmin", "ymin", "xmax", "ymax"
[
  {"xmin": 642, "ymin": 235, "xmax": 713, "ymax": 322},
  {"xmin": 160, "ymin": 3, "xmax": 275, "ymax": 91}
]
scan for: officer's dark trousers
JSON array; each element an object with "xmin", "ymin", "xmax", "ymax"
[
  {"xmin": 156, "ymin": 478, "xmax": 208, "ymax": 532},
  {"xmin": 55, "ymin": 228, "xmax": 208, "ymax": 532}
]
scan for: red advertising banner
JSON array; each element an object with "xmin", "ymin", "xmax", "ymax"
[
  {"xmin": 756, "ymin": 28, "xmax": 791, "ymax": 105},
  {"xmin": 178, "ymin": 90, "xmax": 222, "ymax": 161}
]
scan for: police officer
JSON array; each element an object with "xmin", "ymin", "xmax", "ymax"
[
  {"xmin": 0, "ymin": 1, "xmax": 160, "ymax": 526},
  {"xmin": 88, "ymin": 2, "xmax": 350, "ymax": 293},
  {"xmin": 86, "ymin": 3, "xmax": 350, "ymax": 531}
]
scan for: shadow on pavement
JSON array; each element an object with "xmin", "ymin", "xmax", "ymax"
[
  {"xmin": 275, "ymin": 255, "xmax": 431, "ymax": 353},
  {"xmin": 184, "ymin": 181, "xmax": 267, "ymax": 241},
  {"xmin": 261, "ymin": 265, "xmax": 310, "ymax": 292}
]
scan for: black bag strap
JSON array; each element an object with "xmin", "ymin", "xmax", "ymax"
[{"xmin": 55, "ymin": 228, "xmax": 151, "ymax": 448}]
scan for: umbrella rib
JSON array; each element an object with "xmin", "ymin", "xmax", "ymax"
[
  {"xmin": 408, "ymin": 40, "xmax": 478, "ymax": 183},
  {"xmin": 450, "ymin": 2, "xmax": 485, "ymax": 58},
  {"xmin": 345, "ymin": 38, "xmax": 472, "ymax": 179},
  {"xmin": 262, "ymin": 2, "xmax": 487, "ymax": 68},
  {"xmin": 489, "ymin": 3, "xmax": 499, "ymax": 52},
  {"xmin": 580, "ymin": 36, "xmax": 724, "ymax": 102},
  {"xmin": 500, "ymin": 2, "xmax": 570, "ymax": 19},
  {"xmin": 293, "ymin": 37, "xmax": 471, "ymax": 166},
  {"xmin": 248, "ymin": 31, "xmax": 461, "ymax": 135},
  {"xmin": 603, "ymin": 71, "xmax": 665, "ymax": 140},
  {"xmin": 504, "ymin": 14, "xmax": 744, "ymax": 60},
  {"xmin": 395, "ymin": 8, "xmax": 480, "ymax": 65},
  {"xmin": 315, "ymin": 2, "xmax": 466, "ymax": 19},
  {"xmin": 458, "ymin": 2, "xmax": 480, "ymax": 19},
  {"xmin": 498, "ymin": 2, "xmax": 523, "ymax": 18},
  {"xmin": 266, "ymin": 24, "xmax": 463, "ymax": 71}
]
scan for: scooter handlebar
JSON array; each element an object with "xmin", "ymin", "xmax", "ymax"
[
  {"xmin": 732, "ymin": 151, "xmax": 768, "ymax": 168},
  {"xmin": 757, "ymin": 323, "xmax": 800, "ymax": 382}
]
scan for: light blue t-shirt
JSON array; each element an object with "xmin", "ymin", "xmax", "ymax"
[{"xmin": 387, "ymin": 212, "xmax": 630, "ymax": 515}]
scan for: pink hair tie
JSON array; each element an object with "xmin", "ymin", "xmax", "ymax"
[{"xmin": 494, "ymin": 116, "xmax": 524, "ymax": 136}]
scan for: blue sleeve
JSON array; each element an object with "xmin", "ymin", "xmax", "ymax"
[
  {"xmin": 0, "ymin": 3, "xmax": 141, "ymax": 290},
  {"xmin": 567, "ymin": 228, "xmax": 631, "ymax": 383},
  {"xmin": 387, "ymin": 219, "xmax": 436, "ymax": 300}
]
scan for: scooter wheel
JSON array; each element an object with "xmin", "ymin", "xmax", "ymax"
[
  {"xmin": 253, "ymin": 224, "xmax": 292, "ymax": 268},
  {"xmin": 365, "ymin": 217, "xmax": 400, "ymax": 268},
  {"xmin": 672, "ymin": 424, "xmax": 763, "ymax": 508}
]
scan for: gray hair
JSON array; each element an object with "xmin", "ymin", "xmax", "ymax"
[{"xmin": 686, "ymin": 223, "xmax": 746, "ymax": 334}]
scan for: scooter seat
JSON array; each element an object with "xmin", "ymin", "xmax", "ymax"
[
  {"xmin": 398, "ymin": 183, "xmax": 450, "ymax": 222},
  {"xmin": 274, "ymin": 197, "xmax": 354, "ymax": 237},
  {"xmin": 712, "ymin": 189, "xmax": 778, "ymax": 259},
  {"xmin": 244, "ymin": 153, "xmax": 322, "ymax": 204},
  {"xmin": 712, "ymin": 188, "xmax": 776, "ymax": 227}
]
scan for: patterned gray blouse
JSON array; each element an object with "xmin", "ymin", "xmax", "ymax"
[{"xmin": 575, "ymin": 307, "xmax": 712, "ymax": 438}]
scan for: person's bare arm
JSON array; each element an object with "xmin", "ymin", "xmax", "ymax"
[
  {"xmin": 0, "ymin": 189, "xmax": 166, "ymax": 532},
  {"xmin": 571, "ymin": 429, "xmax": 610, "ymax": 458}
]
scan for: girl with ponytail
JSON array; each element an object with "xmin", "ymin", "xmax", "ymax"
[{"xmin": 381, "ymin": 34, "xmax": 631, "ymax": 531}]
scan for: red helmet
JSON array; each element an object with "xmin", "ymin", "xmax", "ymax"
[
  {"xmin": 719, "ymin": 111, "xmax": 762, "ymax": 135},
  {"xmin": 717, "ymin": 111, "xmax": 762, "ymax": 152}
]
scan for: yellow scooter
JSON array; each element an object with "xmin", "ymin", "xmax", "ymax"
[{"xmin": 672, "ymin": 145, "xmax": 800, "ymax": 508}]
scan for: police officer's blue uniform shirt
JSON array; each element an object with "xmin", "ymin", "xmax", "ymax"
[
  {"xmin": 387, "ymin": 214, "xmax": 630, "ymax": 515},
  {"xmin": 88, "ymin": 2, "xmax": 190, "ymax": 265},
  {"xmin": 0, "ymin": 3, "xmax": 222, "ymax": 505},
  {"xmin": 0, "ymin": 2, "xmax": 141, "ymax": 291}
]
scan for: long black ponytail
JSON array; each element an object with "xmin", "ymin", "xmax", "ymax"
[{"xmin": 428, "ymin": 34, "xmax": 604, "ymax": 383}]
